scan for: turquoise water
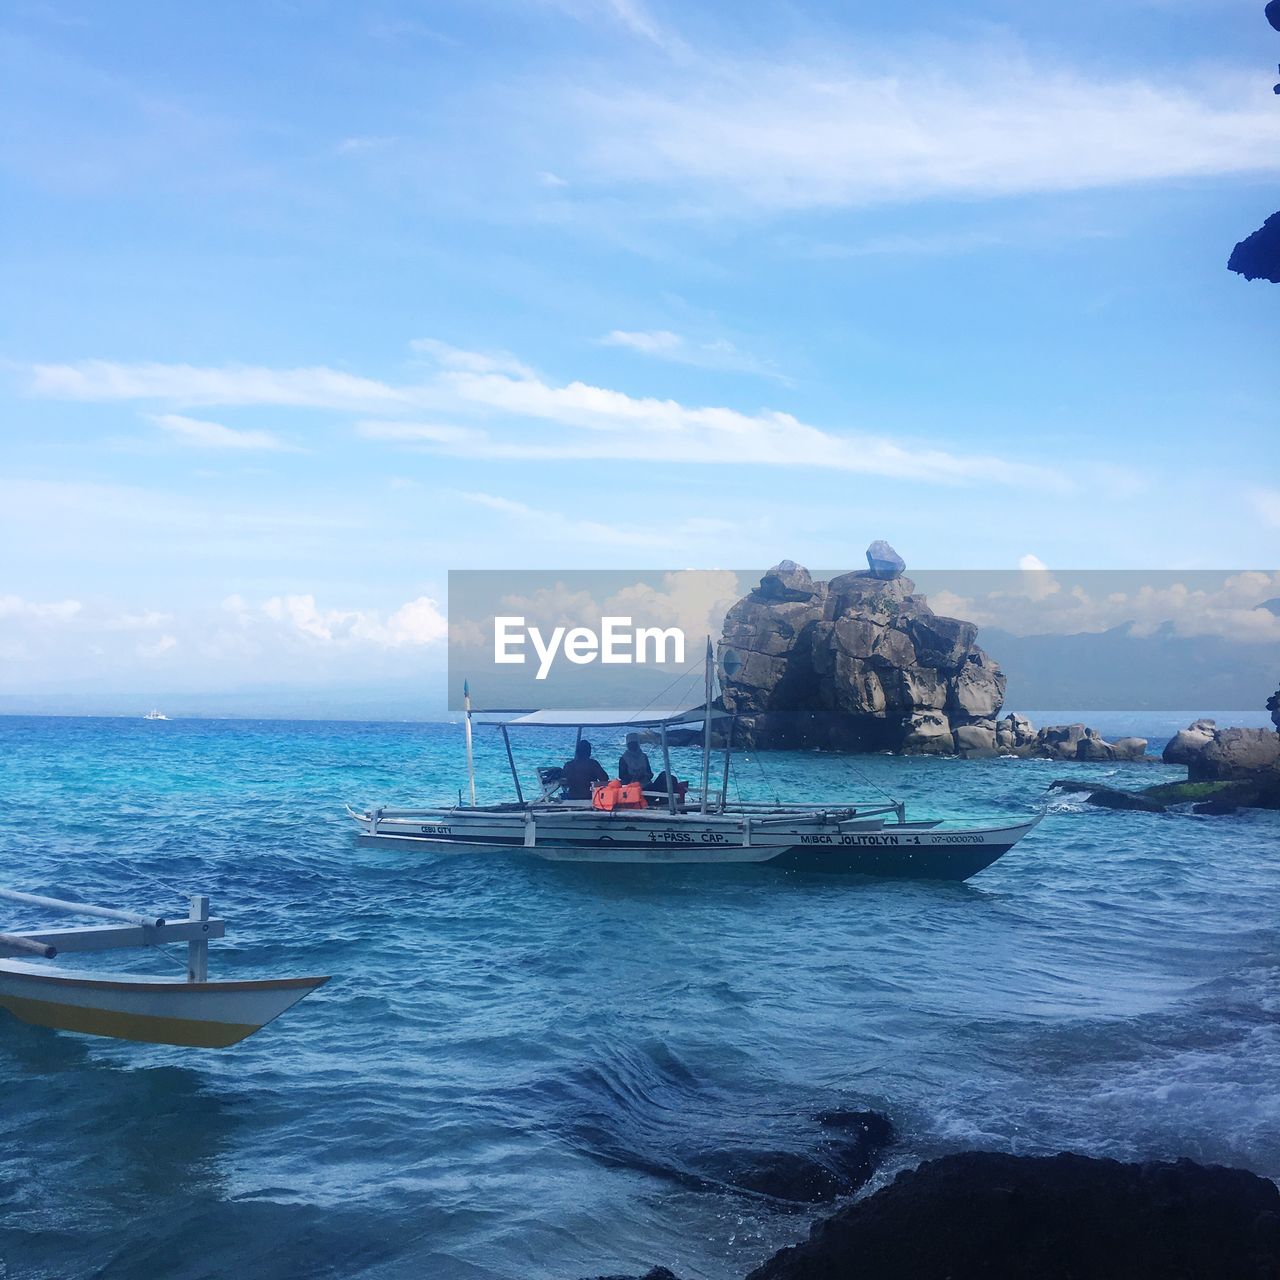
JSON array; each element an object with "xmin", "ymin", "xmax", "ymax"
[{"xmin": 0, "ymin": 716, "xmax": 1277, "ymax": 1279}]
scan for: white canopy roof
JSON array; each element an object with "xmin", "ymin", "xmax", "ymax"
[{"xmin": 479, "ymin": 703, "xmax": 732, "ymax": 728}]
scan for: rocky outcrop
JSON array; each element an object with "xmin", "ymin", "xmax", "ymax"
[
  {"xmin": 744, "ymin": 1152, "xmax": 1280, "ymax": 1280},
  {"xmin": 1163, "ymin": 718, "xmax": 1280, "ymax": 782},
  {"xmin": 1163, "ymin": 718, "xmax": 1219, "ymax": 767},
  {"xmin": 719, "ymin": 544, "xmax": 1006, "ymax": 754},
  {"xmin": 1059, "ymin": 711, "xmax": 1280, "ymax": 814},
  {"xmin": 1229, "ymin": 210, "xmax": 1280, "ymax": 284},
  {"xmin": 719, "ymin": 545, "xmax": 1152, "ymax": 759}
]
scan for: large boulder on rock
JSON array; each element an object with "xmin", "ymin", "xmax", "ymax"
[
  {"xmin": 865, "ymin": 539, "xmax": 906, "ymax": 580},
  {"xmin": 1111, "ymin": 737, "xmax": 1149, "ymax": 761},
  {"xmin": 720, "ymin": 546, "xmax": 1008, "ymax": 753},
  {"xmin": 1191, "ymin": 726, "xmax": 1280, "ymax": 782},
  {"xmin": 1268, "ymin": 684, "xmax": 1280, "ymax": 732},
  {"xmin": 1163, "ymin": 720, "xmax": 1216, "ymax": 766},
  {"xmin": 745, "ymin": 1152, "xmax": 1280, "ymax": 1280}
]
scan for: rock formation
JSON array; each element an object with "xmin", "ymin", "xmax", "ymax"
[
  {"xmin": 719, "ymin": 547, "xmax": 1005, "ymax": 754},
  {"xmin": 1162, "ymin": 718, "xmax": 1280, "ymax": 782},
  {"xmin": 719, "ymin": 544, "xmax": 1148, "ymax": 760},
  {"xmin": 1057, "ymin": 710, "xmax": 1280, "ymax": 814}
]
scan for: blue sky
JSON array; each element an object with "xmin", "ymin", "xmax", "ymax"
[{"xmin": 2, "ymin": 0, "xmax": 1279, "ymax": 702}]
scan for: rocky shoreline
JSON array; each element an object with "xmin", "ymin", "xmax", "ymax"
[
  {"xmin": 1051, "ymin": 710, "xmax": 1280, "ymax": 815},
  {"xmin": 591, "ymin": 1151, "xmax": 1280, "ymax": 1280}
]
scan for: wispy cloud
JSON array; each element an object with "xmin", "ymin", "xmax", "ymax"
[
  {"xmin": 28, "ymin": 340, "xmax": 1065, "ymax": 490},
  {"xmin": 32, "ymin": 361, "xmax": 412, "ymax": 411},
  {"xmin": 559, "ymin": 51, "xmax": 1280, "ymax": 211},
  {"xmin": 541, "ymin": 0, "xmax": 688, "ymax": 56},
  {"xmin": 599, "ymin": 329, "xmax": 787, "ymax": 380},
  {"xmin": 151, "ymin": 412, "xmax": 297, "ymax": 451},
  {"xmin": 355, "ymin": 420, "xmax": 484, "ymax": 445},
  {"xmin": 459, "ymin": 491, "xmax": 728, "ymax": 550},
  {"xmin": 0, "ymin": 595, "xmax": 82, "ymax": 622}
]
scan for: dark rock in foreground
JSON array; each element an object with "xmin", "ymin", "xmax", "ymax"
[
  {"xmin": 588, "ymin": 1270, "xmax": 682, "ymax": 1280},
  {"xmin": 745, "ymin": 1152, "xmax": 1280, "ymax": 1280},
  {"xmin": 1229, "ymin": 210, "xmax": 1280, "ymax": 283}
]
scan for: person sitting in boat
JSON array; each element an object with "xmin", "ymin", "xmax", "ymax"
[
  {"xmin": 617, "ymin": 732, "xmax": 654, "ymax": 788},
  {"xmin": 561, "ymin": 738, "xmax": 608, "ymax": 800}
]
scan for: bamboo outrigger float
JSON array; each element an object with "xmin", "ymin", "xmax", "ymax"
[
  {"xmin": 349, "ymin": 643, "xmax": 1042, "ymax": 881},
  {"xmin": 0, "ymin": 887, "xmax": 328, "ymax": 1048}
]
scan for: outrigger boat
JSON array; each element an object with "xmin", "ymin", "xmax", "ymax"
[
  {"xmin": 0, "ymin": 886, "xmax": 328, "ymax": 1047},
  {"xmin": 349, "ymin": 647, "xmax": 1042, "ymax": 881}
]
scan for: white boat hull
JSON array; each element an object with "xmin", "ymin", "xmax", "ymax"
[
  {"xmin": 0, "ymin": 960, "xmax": 328, "ymax": 1048},
  {"xmin": 352, "ymin": 808, "xmax": 1040, "ymax": 881}
]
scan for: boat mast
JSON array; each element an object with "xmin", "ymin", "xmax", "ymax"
[
  {"xmin": 700, "ymin": 636, "xmax": 713, "ymax": 814},
  {"xmin": 463, "ymin": 678, "xmax": 477, "ymax": 806}
]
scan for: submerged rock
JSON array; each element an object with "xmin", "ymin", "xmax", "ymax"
[
  {"xmin": 745, "ymin": 1152, "xmax": 1280, "ymax": 1280},
  {"xmin": 686, "ymin": 1111, "xmax": 894, "ymax": 1205},
  {"xmin": 1050, "ymin": 779, "xmax": 1167, "ymax": 812}
]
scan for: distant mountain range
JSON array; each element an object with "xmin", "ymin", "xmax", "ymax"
[{"xmin": 985, "ymin": 621, "xmax": 1278, "ymax": 713}]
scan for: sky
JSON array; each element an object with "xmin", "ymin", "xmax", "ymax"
[{"xmin": 2, "ymin": 0, "xmax": 1279, "ymax": 707}]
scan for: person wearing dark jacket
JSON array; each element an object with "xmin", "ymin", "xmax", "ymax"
[
  {"xmin": 561, "ymin": 738, "xmax": 607, "ymax": 800},
  {"xmin": 617, "ymin": 732, "xmax": 654, "ymax": 787}
]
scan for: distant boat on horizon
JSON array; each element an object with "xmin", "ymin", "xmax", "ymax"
[{"xmin": 143, "ymin": 709, "xmax": 168, "ymax": 721}]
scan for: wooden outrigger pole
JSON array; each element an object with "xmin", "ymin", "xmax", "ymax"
[{"xmin": 0, "ymin": 886, "xmax": 328, "ymax": 1048}]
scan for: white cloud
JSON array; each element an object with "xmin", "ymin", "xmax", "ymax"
[
  {"xmin": 0, "ymin": 595, "xmax": 82, "ymax": 622},
  {"xmin": 562, "ymin": 52, "xmax": 1280, "ymax": 210},
  {"xmin": 408, "ymin": 338, "xmax": 534, "ymax": 378},
  {"xmin": 355, "ymin": 420, "xmax": 484, "ymax": 445},
  {"xmin": 260, "ymin": 593, "xmax": 448, "ymax": 647},
  {"xmin": 438, "ymin": 364, "xmax": 1062, "ymax": 489},
  {"xmin": 151, "ymin": 413, "xmax": 296, "ymax": 451},
  {"xmin": 600, "ymin": 329, "xmax": 786, "ymax": 379},
  {"xmin": 601, "ymin": 329, "xmax": 684, "ymax": 355},
  {"xmin": 27, "ymin": 341, "xmax": 1064, "ymax": 490},
  {"xmin": 942, "ymin": 570, "xmax": 1280, "ymax": 644},
  {"xmin": 138, "ymin": 633, "xmax": 178, "ymax": 658},
  {"xmin": 31, "ymin": 361, "xmax": 412, "ymax": 411}
]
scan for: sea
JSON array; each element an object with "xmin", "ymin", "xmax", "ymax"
[{"xmin": 0, "ymin": 714, "xmax": 1277, "ymax": 1280}]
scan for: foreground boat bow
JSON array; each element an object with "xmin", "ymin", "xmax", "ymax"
[{"xmin": 0, "ymin": 886, "xmax": 328, "ymax": 1047}]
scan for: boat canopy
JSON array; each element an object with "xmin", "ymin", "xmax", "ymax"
[{"xmin": 479, "ymin": 703, "xmax": 734, "ymax": 729}]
